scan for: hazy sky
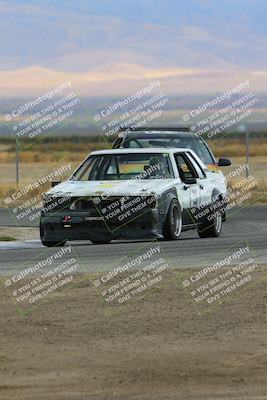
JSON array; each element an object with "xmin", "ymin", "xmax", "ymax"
[{"xmin": 0, "ymin": 0, "xmax": 267, "ymax": 96}]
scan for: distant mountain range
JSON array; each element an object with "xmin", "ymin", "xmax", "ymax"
[{"xmin": 0, "ymin": 94, "xmax": 267, "ymax": 137}]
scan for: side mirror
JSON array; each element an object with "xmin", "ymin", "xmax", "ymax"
[
  {"xmin": 183, "ymin": 177, "xmax": 197, "ymax": 185},
  {"xmin": 218, "ymin": 158, "xmax": 231, "ymax": 167},
  {"xmin": 51, "ymin": 181, "xmax": 61, "ymax": 187}
]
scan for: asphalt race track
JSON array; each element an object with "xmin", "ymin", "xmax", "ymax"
[{"xmin": 0, "ymin": 205, "xmax": 267, "ymax": 275}]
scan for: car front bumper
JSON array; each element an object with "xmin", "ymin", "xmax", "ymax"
[{"xmin": 40, "ymin": 209, "xmax": 163, "ymax": 242}]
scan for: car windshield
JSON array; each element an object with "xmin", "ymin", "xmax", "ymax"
[
  {"xmin": 72, "ymin": 153, "xmax": 174, "ymax": 181},
  {"xmin": 122, "ymin": 134, "xmax": 214, "ymax": 165}
]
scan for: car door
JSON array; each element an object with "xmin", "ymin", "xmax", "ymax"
[
  {"xmin": 185, "ymin": 152, "xmax": 213, "ymax": 208},
  {"xmin": 174, "ymin": 153, "xmax": 202, "ymax": 225}
]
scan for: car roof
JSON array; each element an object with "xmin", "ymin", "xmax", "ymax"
[
  {"xmin": 91, "ymin": 148, "xmax": 190, "ymax": 155},
  {"xmin": 120, "ymin": 131, "xmax": 196, "ymax": 139}
]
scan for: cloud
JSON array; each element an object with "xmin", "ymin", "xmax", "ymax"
[
  {"xmin": 1, "ymin": 0, "xmax": 267, "ymax": 97},
  {"xmin": 1, "ymin": 0, "xmax": 267, "ymax": 73}
]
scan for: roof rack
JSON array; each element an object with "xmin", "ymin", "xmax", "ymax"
[{"xmin": 119, "ymin": 126, "xmax": 190, "ymax": 132}]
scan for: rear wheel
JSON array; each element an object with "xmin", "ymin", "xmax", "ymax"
[
  {"xmin": 197, "ymin": 211, "xmax": 222, "ymax": 238},
  {"xmin": 40, "ymin": 222, "xmax": 66, "ymax": 247},
  {"xmin": 163, "ymin": 199, "xmax": 182, "ymax": 240}
]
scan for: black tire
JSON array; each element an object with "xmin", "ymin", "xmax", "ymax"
[
  {"xmin": 197, "ymin": 211, "xmax": 222, "ymax": 238},
  {"xmin": 91, "ymin": 239, "xmax": 111, "ymax": 245},
  {"xmin": 163, "ymin": 199, "xmax": 182, "ymax": 240},
  {"xmin": 40, "ymin": 222, "xmax": 66, "ymax": 247}
]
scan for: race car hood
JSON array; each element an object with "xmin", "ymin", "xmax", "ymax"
[{"xmin": 46, "ymin": 179, "xmax": 177, "ymax": 198}]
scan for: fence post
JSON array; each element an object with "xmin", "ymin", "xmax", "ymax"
[{"xmin": 16, "ymin": 137, "xmax": 19, "ymax": 185}]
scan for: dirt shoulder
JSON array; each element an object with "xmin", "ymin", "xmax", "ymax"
[
  {"xmin": 0, "ymin": 268, "xmax": 267, "ymax": 400},
  {"xmin": 0, "ymin": 226, "xmax": 39, "ymax": 241}
]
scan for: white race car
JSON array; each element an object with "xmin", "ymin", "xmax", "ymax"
[{"xmin": 40, "ymin": 148, "xmax": 227, "ymax": 246}]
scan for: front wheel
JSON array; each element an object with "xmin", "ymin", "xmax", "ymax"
[
  {"xmin": 163, "ymin": 199, "xmax": 182, "ymax": 240},
  {"xmin": 197, "ymin": 211, "xmax": 222, "ymax": 238}
]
